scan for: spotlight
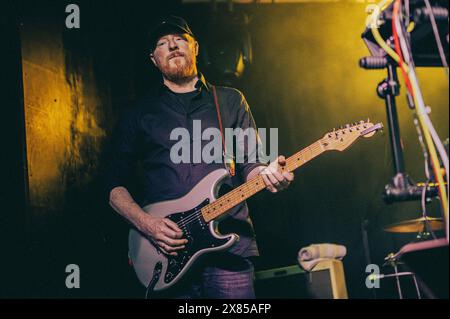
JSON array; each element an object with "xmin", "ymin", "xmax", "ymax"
[{"xmin": 199, "ymin": 12, "xmax": 252, "ymax": 85}]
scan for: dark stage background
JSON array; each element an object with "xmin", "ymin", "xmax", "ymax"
[{"xmin": 1, "ymin": 0, "xmax": 448, "ymax": 298}]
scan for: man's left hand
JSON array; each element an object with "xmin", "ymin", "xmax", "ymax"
[{"xmin": 247, "ymin": 155, "xmax": 294, "ymax": 193}]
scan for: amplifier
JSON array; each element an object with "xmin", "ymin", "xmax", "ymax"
[{"xmin": 254, "ymin": 260, "xmax": 348, "ymax": 299}]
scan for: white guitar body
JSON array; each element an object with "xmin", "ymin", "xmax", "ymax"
[{"xmin": 128, "ymin": 168, "xmax": 239, "ymax": 291}]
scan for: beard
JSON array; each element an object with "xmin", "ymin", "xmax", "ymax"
[{"xmin": 158, "ymin": 51, "xmax": 197, "ymax": 84}]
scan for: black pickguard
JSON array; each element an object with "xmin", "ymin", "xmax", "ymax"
[{"xmin": 162, "ymin": 199, "xmax": 233, "ymax": 284}]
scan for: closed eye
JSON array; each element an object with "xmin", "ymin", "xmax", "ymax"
[{"xmin": 175, "ymin": 35, "xmax": 188, "ymax": 42}]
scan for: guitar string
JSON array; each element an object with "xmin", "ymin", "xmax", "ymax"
[
  {"xmin": 175, "ymin": 177, "xmax": 261, "ymax": 228},
  {"xmin": 178, "ymin": 126, "xmax": 370, "ymax": 227},
  {"xmin": 176, "ymin": 178, "xmax": 262, "ymax": 227},
  {"xmin": 175, "ymin": 180, "xmax": 262, "ymax": 229},
  {"xmin": 176, "ymin": 126, "xmax": 370, "ymax": 227},
  {"xmin": 175, "ymin": 142, "xmax": 325, "ymax": 228},
  {"xmin": 175, "ymin": 142, "xmax": 324, "ymax": 227},
  {"xmin": 175, "ymin": 141, "xmax": 326, "ymax": 227},
  {"xmin": 175, "ymin": 141, "xmax": 326, "ymax": 228}
]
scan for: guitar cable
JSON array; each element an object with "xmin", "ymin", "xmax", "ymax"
[
  {"xmin": 393, "ymin": 0, "xmax": 449, "ymax": 239},
  {"xmin": 371, "ymin": 0, "xmax": 449, "ymax": 240},
  {"xmin": 423, "ymin": 0, "xmax": 449, "ymax": 79},
  {"xmin": 144, "ymin": 261, "xmax": 163, "ymax": 299}
]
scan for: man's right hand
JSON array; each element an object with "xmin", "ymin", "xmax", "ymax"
[{"xmin": 137, "ymin": 214, "xmax": 188, "ymax": 256}]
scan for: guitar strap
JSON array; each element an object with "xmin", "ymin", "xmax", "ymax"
[{"xmin": 212, "ymin": 85, "xmax": 235, "ymax": 177}]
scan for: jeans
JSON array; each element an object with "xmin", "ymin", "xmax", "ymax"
[{"xmin": 154, "ymin": 253, "xmax": 256, "ymax": 299}]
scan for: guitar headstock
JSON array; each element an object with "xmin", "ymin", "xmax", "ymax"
[{"xmin": 320, "ymin": 120, "xmax": 383, "ymax": 152}]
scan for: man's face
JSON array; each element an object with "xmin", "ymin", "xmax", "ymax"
[{"xmin": 150, "ymin": 33, "xmax": 198, "ymax": 83}]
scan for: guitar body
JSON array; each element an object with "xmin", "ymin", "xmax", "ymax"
[{"xmin": 128, "ymin": 168, "xmax": 239, "ymax": 291}]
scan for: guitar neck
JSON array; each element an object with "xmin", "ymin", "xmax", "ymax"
[{"xmin": 201, "ymin": 140, "xmax": 325, "ymax": 222}]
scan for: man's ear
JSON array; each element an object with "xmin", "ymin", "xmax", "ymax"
[
  {"xmin": 149, "ymin": 53, "xmax": 157, "ymax": 66},
  {"xmin": 195, "ymin": 41, "xmax": 199, "ymax": 56}
]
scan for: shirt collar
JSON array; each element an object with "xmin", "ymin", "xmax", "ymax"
[
  {"xmin": 158, "ymin": 72, "xmax": 210, "ymax": 95},
  {"xmin": 196, "ymin": 72, "xmax": 210, "ymax": 92}
]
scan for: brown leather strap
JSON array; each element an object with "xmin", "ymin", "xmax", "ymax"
[{"xmin": 212, "ymin": 86, "xmax": 235, "ymax": 176}]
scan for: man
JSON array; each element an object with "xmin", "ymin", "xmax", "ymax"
[{"xmin": 107, "ymin": 16, "xmax": 294, "ymax": 298}]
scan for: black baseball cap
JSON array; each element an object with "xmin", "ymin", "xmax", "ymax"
[{"xmin": 148, "ymin": 15, "xmax": 195, "ymax": 51}]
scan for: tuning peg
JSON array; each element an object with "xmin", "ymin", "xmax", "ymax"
[
  {"xmin": 364, "ymin": 120, "xmax": 368, "ymax": 128},
  {"xmin": 367, "ymin": 118, "xmax": 370, "ymax": 123}
]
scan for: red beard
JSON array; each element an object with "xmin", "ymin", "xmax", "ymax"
[{"xmin": 159, "ymin": 52, "xmax": 196, "ymax": 84}]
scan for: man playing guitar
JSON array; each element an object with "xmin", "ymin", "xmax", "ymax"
[{"xmin": 107, "ymin": 16, "xmax": 294, "ymax": 298}]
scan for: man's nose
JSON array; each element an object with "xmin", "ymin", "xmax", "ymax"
[{"xmin": 168, "ymin": 38, "xmax": 178, "ymax": 50}]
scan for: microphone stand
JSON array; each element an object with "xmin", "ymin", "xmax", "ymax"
[{"xmin": 360, "ymin": 53, "xmax": 438, "ymax": 204}]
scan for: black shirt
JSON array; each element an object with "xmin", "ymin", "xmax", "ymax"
[
  {"xmin": 172, "ymin": 90, "xmax": 199, "ymax": 113},
  {"xmin": 106, "ymin": 74, "xmax": 266, "ymax": 257}
]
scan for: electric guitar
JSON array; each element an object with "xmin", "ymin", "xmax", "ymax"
[{"xmin": 128, "ymin": 120, "xmax": 383, "ymax": 291}]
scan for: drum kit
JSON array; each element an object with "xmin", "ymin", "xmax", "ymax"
[
  {"xmin": 380, "ymin": 214, "xmax": 445, "ymax": 299},
  {"xmin": 376, "ymin": 139, "xmax": 448, "ymax": 298},
  {"xmin": 384, "ymin": 216, "xmax": 444, "ymax": 239}
]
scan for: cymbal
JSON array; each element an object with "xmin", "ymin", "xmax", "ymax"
[{"xmin": 383, "ymin": 217, "xmax": 444, "ymax": 233}]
